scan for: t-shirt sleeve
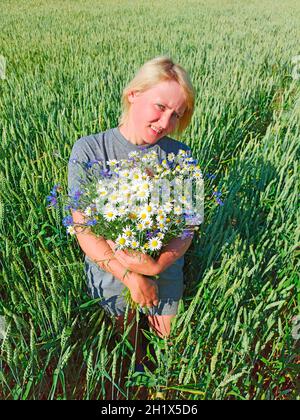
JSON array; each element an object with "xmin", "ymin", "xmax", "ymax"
[{"xmin": 67, "ymin": 138, "xmax": 91, "ymax": 195}]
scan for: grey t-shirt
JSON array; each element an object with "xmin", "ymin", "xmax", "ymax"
[
  {"xmin": 68, "ymin": 126, "xmax": 191, "ymax": 193},
  {"xmin": 67, "ymin": 126, "xmax": 191, "ymax": 277}
]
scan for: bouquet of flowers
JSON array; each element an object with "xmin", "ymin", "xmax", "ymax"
[{"xmin": 47, "ymin": 148, "xmax": 223, "ymax": 309}]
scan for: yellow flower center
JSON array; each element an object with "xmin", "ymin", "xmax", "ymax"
[{"xmin": 129, "ymin": 213, "xmax": 137, "ymax": 219}]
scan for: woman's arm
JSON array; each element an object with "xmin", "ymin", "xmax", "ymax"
[
  {"xmin": 71, "ymin": 210, "xmax": 132, "ymax": 284},
  {"xmin": 71, "ymin": 210, "xmax": 159, "ymax": 306},
  {"xmin": 156, "ymin": 232, "xmax": 194, "ymax": 273},
  {"xmin": 106, "ymin": 230, "xmax": 195, "ymax": 276}
]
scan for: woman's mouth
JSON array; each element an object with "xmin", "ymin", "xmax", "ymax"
[{"xmin": 149, "ymin": 125, "xmax": 163, "ymax": 136}]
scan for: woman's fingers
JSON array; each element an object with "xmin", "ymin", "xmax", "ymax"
[
  {"xmin": 106, "ymin": 239, "xmax": 115, "ymax": 250},
  {"xmin": 107, "ymin": 240, "xmax": 127, "ymax": 261}
]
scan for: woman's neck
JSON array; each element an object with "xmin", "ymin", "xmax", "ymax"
[{"xmin": 118, "ymin": 122, "xmax": 147, "ymax": 146}]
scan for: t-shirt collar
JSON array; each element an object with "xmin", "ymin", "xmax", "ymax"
[{"xmin": 112, "ymin": 126, "xmax": 161, "ymax": 151}]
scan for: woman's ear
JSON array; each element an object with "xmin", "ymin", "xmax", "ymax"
[{"xmin": 128, "ymin": 90, "xmax": 140, "ymax": 103}]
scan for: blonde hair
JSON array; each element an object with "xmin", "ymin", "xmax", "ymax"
[{"xmin": 118, "ymin": 56, "xmax": 195, "ymax": 136}]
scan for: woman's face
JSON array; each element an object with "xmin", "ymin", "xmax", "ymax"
[{"xmin": 122, "ymin": 80, "xmax": 187, "ymax": 146}]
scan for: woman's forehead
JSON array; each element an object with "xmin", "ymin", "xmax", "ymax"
[{"xmin": 145, "ymin": 81, "xmax": 187, "ymax": 110}]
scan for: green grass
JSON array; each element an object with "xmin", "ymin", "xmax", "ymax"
[{"xmin": 0, "ymin": 0, "xmax": 299, "ymax": 400}]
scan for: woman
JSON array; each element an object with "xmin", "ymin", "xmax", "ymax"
[{"xmin": 68, "ymin": 56, "xmax": 196, "ymax": 370}]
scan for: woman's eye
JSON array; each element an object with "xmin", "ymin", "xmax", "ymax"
[
  {"xmin": 157, "ymin": 104, "xmax": 164, "ymax": 110},
  {"xmin": 172, "ymin": 112, "xmax": 180, "ymax": 120}
]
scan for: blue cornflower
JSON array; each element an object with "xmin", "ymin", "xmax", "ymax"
[
  {"xmin": 100, "ymin": 169, "xmax": 111, "ymax": 177},
  {"xmin": 70, "ymin": 188, "xmax": 83, "ymax": 201},
  {"xmin": 46, "ymin": 195, "xmax": 58, "ymax": 207},
  {"xmin": 86, "ymin": 219, "xmax": 97, "ymax": 226},
  {"xmin": 180, "ymin": 229, "xmax": 194, "ymax": 240},
  {"xmin": 212, "ymin": 191, "xmax": 222, "ymax": 198},
  {"xmin": 212, "ymin": 190, "xmax": 224, "ymax": 205},
  {"xmin": 62, "ymin": 215, "xmax": 74, "ymax": 227},
  {"xmin": 186, "ymin": 159, "xmax": 198, "ymax": 165},
  {"xmin": 206, "ymin": 173, "xmax": 216, "ymax": 180},
  {"xmin": 85, "ymin": 160, "xmax": 100, "ymax": 169},
  {"xmin": 50, "ymin": 183, "xmax": 61, "ymax": 195},
  {"xmin": 46, "ymin": 183, "xmax": 62, "ymax": 208}
]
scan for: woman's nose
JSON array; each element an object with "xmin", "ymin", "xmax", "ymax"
[{"xmin": 159, "ymin": 112, "xmax": 173, "ymax": 130}]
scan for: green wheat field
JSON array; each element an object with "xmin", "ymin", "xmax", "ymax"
[{"xmin": 0, "ymin": 0, "xmax": 299, "ymax": 400}]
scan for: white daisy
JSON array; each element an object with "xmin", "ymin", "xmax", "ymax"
[
  {"xmin": 167, "ymin": 152, "xmax": 175, "ymax": 162},
  {"xmin": 136, "ymin": 222, "xmax": 146, "ymax": 232},
  {"xmin": 157, "ymin": 221, "xmax": 168, "ymax": 232},
  {"xmin": 108, "ymin": 192, "xmax": 121, "ymax": 204},
  {"xmin": 67, "ymin": 226, "xmax": 76, "ymax": 235},
  {"xmin": 163, "ymin": 202, "xmax": 173, "ymax": 214},
  {"xmin": 107, "ymin": 159, "xmax": 119, "ymax": 167},
  {"xmin": 135, "ymin": 188, "xmax": 150, "ymax": 201},
  {"xmin": 97, "ymin": 187, "xmax": 108, "ymax": 198},
  {"xmin": 130, "ymin": 171, "xmax": 143, "ymax": 183},
  {"xmin": 118, "ymin": 206, "xmax": 128, "ymax": 216},
  {"xmin": 141, "ymin": 155, "xmax": 152, "ymax": 163},
  {"xmin": 162, "ymin": 169, "xmax": 171, "ymax": 176},
  {"xmin": 138, "ymin": 210, "xmax": 150, "ymax": 221},
  {"xmin": 148, "ymin": 237, "xmax": 162, "ymax": 251},
  {"xmin": 141, "ymin": 180, "xmax": 152, "ymax": 191},
  {"xmin": 119, "ymin": 169, "xmax": 130, "ymax": 178},
  {"xmin": 103, "ymin": 207, "xmax": 118, "ymax": 221},
  {"xmin": 115, "ymin": 235, "xmax": 129, "ymax": 249},
  {"xmin": 173, "ymin": 205, "xmax": 182, "ymax": 215},
  {"xmin": 155, "ymin": 165, "xmax": 164, "ymax": 174},
  {"xmin": 141, "ymin": 203, "xmax": 156, "ymax": 215},
  {"xmin": 119, "ymin": 183, "xmax": 130, "ymax": 194},
  {"xmin": 178, "ymin": 149, "xmax": 188, "ymax": 157},
  {"xmin": 141, "ymin": 218, "xmax": 153, "ymax": 229},
  {"xmin": 128, "ymin": 151, "xmax": 140, "ymax": 159},
  {"xmin": 157, "ymin": 232, "xmax": 165, "ymax": 239},
  {"xmin": 84, "ymin": 206, "xmax": 93, "ymax": 217},
  {"xmin": 130, "ymin": 239, "xmax": 140, "ymax": 249},
  {"xmin": 180, "ymin": 195, "xmax": 190, "ymax": 204},
  {"xmin": 161, "ymin": 159, "xmax": 169, "ymax": 169},
  {"xmin": 193, "ymin": 170, "xmax": 203, "ymax": 179},
  {"xmin": 122, "ymin": 226, "xmax": 134, "ymax": 238},
  {"xmin": 142, "ymin": 243, "xmax": 150, "ymax": 252},
  {"xmin": 156, "ymin": 213, "xmax": 166, "ymax": 223}
]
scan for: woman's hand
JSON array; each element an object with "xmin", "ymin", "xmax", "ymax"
[
  {"xmin": 106, "ymin": 240, "xmax": 161, "ymax": 276},
  {"xmin": 125, "ymin": 271, "xmax": 159, "ymax": 309}
]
